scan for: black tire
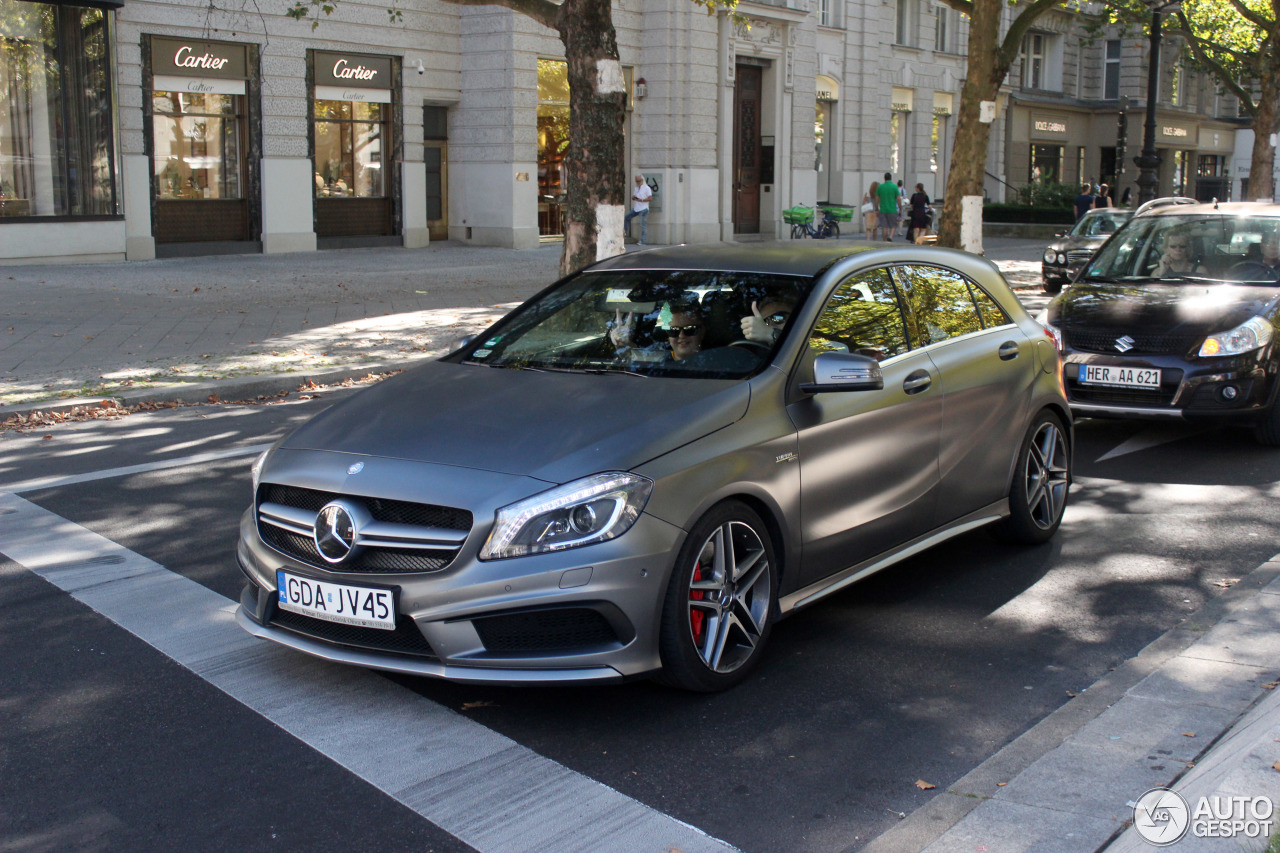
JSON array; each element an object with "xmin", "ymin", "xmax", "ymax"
[
  {"xmin": 790, "ymin": 224, "xmax": 806, "ymax": 240},
  {"xmin": 995, "ymin": 410, "xmax": 1071, "ymax": 544},
  {"xmin": 1254, "ymin": 400, "xmax": 1280, "ymax": 446},
  {"xmin": 657, "ymin": 501, "xmax": 777, "ymax": 692},
  {"xmin": 821, "ymin": 221, "xmax": 840, "ymax": 240},
  {"xmin": 1043, "ymin": 279, "xmax": 1063, "ymax": 294}
]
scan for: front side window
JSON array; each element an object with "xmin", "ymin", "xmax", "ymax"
[
  {"xmin": 314, "ymin": 100, "xmax": 385, "ymax": 198},
  {"xmin": 0, "ymin": 0, "xmax": 116, "ymax": 216},
  {"xmin": 810, "ymin": 268, "xmax": 910, "ymax": 361},
  {"xmin": 153, "ymin": 92, "xmax": 242, "ymax": 199},
  {"xmin": 453, "ymin": 270, "xmax": 814, "ymax": 379},
  {"xmin": 893, "ymin": 265, "xmax": 987, "ymax": 345}
]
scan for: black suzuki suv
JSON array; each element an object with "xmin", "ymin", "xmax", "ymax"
[{"xmin": 1043, "ymin": 202, "xmax": 1280, "ymax": 445}]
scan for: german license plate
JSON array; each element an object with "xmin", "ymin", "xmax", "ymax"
[
  {"xmin": 276, "ymin": 570, "xmax": 396, "ymax": 630},
  {"xmin": 1080, "ymin": 364, "xmax": 1161, "ymax": 389}
]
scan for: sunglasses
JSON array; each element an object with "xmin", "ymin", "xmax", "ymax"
[
  {"xmin": 763, "ymin": 312, "xmax": 790, "ymax": 326},
  {"xmin": 669, "ymin": 324, "xmax": 703, "ymax": 337}
]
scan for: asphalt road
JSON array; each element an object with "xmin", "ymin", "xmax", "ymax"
[{"xmin": 4, "ymin": 392, "xmax": 1279, "ymax": 852}]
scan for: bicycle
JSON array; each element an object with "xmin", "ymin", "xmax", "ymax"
[{"xmin": 783, "ymin": 204, "xmax": 852, "ymax": 239}]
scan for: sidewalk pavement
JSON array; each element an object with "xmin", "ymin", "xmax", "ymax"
[{"xmin": 5, "ymin": 236, "xmax": 1277, "ymax": 852}]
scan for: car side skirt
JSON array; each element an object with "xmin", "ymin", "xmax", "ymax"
[{"xmin": 778, "ymin": 499, "xmax": 1009, "ymax": 614}]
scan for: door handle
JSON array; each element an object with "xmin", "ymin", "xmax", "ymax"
[
  {"xmin": 998, "ymin": 341, "xmax": 1020, "ymax": 361},
  {"xmin": 903, "ymin": 370, "xmax": 932, "ymax": 394}
]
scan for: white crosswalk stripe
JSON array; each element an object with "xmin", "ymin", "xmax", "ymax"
[{"xmin": 0, "ymin": 490, "xmax": 738, "ymax": 853}]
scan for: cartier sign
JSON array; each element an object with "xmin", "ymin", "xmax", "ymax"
[
  {"xmin": 314, "ymin": 52, "xmax": 393, "ymax": 90},
  {"xmin": 151, "ymin": 37, "xmax": 247, "ymax": 80}
]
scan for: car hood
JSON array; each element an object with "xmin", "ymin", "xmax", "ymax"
[
  {"xmin": 1049, "ymin": 234, "xmax": 1106, "ymax": 253},
  {"xmin": 282, "ymin": 360, "xmax": 751, "ymax": 482},
  {"xmin": 1051, "ymin": 280, "xmax": 1280, "ymax": 334}
]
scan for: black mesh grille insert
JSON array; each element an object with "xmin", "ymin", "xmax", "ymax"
[
  {"xmin": 270, "ymin": 605, "xmax": 439, "ymax": 660},
  {"xmin": 257, "ymin": 483, "xmax": 471, "ymax": 574},
  {"xmin": 1063, "ymin": 328, "xmax": 1202, "ymax": 356},
  {"xmin": 260, "ymin": 527, "xmax": 454, "ymax": 574},
  {"xmin": 473, "ymin": 608, "xmax": 620, "ymax": 653}
]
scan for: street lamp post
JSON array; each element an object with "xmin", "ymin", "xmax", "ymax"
[{"xmin": 1135, "ymin": 0, "xmax": 1181, "ymax": 205}]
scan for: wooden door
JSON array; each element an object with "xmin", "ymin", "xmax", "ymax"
[{"xmin": 733, "ymin": 65, "xmax": 761, "ymax": 234}]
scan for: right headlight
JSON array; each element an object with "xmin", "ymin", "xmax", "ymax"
[
  {"xmin": 1043, "ymin": 248, "xmax": 1058, "ymax": 264},
  {"xmin": 1198, "ymin": 316, "xmax": 1274, "ymax": 357},
  {"xmin": 479, "ymin": 472, "xmax": 653, "ymax": 560}
]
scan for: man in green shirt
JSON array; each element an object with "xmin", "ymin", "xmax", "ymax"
[{"xmin": 876, "ymin": 172, "xmax": 901, "ymax": 241}]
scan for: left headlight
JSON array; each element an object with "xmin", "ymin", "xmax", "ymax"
[
  {"xmin": 1198, "ymin": 316, "xmax": 1274, "ymax": 357},
  {"xmin": 479, "ymin": 472, "xmax": 654, "ymax": 561}
]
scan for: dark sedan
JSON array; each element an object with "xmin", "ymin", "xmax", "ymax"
[
  {"xmin": 1044, "ymin": 202, "xmax": 1280, "ymax": 444},
  {"xmin": 1041, "ymin": 208, "xmax": 1132, "ymax": 294},
  {"xmin": 238, "ymin": 243, "xmax": 1071, "ymax": 691}
]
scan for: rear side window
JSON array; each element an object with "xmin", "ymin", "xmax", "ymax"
[
  {"xmin": 808, "ymin": 268, "xmax": 910, "ymax": 361},
  {"xmin": 892, "ymin": 265, "xmax": 985, "ymax": 346},
  {"xmin": 970, "ymin": 284, "xmax": 1010, "ymax": 329}
]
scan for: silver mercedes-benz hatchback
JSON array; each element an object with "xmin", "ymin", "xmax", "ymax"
[{"xmin": 236, "ymin": 243, "xmax": 1071, "ymax": 691}]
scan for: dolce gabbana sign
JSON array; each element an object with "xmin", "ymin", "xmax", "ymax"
[
  {"xmin": 314, "ymin": 51, "xmax": 393, "ymax": 103},
  {"xmin": 1031, "ymin": 114, "xmax": 1070, "ymax": 139}
]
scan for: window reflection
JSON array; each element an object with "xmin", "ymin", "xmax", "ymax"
[
  {"xmin": 894, "ymin": 265, "xmax": 985, "ymax": 345},
  {"xmin": 152, "ymin": 91, "xmax": 242, "ymax": 199},
  {"xmin": 0, "ymin": 0, "xmax": 116, "ymax": 216},
  {"xmin": 313, "ymin": 99, "xmax": 384, "ymax": 198},
  {"xmin": 810, "ymin": 268, "xmax": 909, "ymax": 361}
]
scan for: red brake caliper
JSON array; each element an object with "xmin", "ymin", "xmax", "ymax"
[{"xmin": 689, "ymin": 561, "xmax": 706, "ymax": 644}]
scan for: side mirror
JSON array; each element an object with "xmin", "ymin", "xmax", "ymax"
[
  {"xmin": 452, "ymin": 334, "xmax": 477, "ymax": 351},
  {"xmin": 799, "ymin": 351, "xmax": 884, "ymax": 393}
]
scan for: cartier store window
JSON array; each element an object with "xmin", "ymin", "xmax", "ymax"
[
  {"xmin": 148, "ymin": 37, "xmax": 253, "ymax": 245},
  {"xmin": 311, "ymin": 50, "xmax": 395, "ymax": 241},
  {"xmin": 0, "ymin": 0, "xmax": 118, "ymax": 219}
]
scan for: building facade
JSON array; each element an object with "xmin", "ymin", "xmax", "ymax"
[{"xmin": 0, "ymin": 0, "xmax": 1257, "ymax": 264}]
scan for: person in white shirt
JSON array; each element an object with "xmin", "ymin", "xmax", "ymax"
[{"xmin": 625, "ymin": 175, "xmax": 653, "ymax": 245}]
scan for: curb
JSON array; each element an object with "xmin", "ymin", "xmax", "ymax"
[{"xmin": 859, "ymin": 554, "xmax": 1280, "ymax": 853}]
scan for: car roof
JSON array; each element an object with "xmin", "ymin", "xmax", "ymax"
[
  {"xmin": 589, "ymin": 242, "xmax": 879, "ymax": 278},
  {"xmin": 1139, "ymin": 201, "xmax": 1280, "ymax": 218}
]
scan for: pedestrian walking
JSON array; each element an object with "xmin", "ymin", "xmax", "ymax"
[
  {"xmin": 906, "ymin": 183, "xmax": 931, "ymax": 243},
  {"xmin": 895, "ymin": 180, "xmax": 909, "ymax": 237},
  {"xmin": 876, "ymin": 172, "xmax": 901, "ymax": 241},
  {"xmin": 625, "ymin": 174, "xmax": 653, "ymax": 244},
  {"xmin": 863, "ymin": 181, "xmax": 880, "ymax": 236},
  {"xmin": 1074, "ymin": 183, "xmax": 1094, "ymax": 221}
]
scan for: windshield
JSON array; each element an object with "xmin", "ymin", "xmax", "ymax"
[
  {"xmin": 450, "ymin": 269, "xmax": 815, "ymax": 379},
  {"xmin": 1071, "ymin": 210, "xmax": 1129, "ymax": 238},
  {"xmin": 1082, "ymin": 214, "xmax": 1280, "ymax": 284}
]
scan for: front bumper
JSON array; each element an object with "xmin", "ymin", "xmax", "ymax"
[
  {"xmin": 236, "ymin": 505, "xmax": 685, "ymax": 684},
  {"xmin": 1062, "ymin": 351, "xmax": 1275, "ymax": 423}
]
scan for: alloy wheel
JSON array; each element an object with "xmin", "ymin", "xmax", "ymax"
[
  {"xmin": 1024, "ymin": 420, "xmax": 1069, "ymax": 529},
  {"xmin": 686, "ymin": 521, "xmax": 772, "ymax": 674}
]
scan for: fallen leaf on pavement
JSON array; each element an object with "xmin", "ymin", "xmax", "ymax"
[
  {"xmin": 915, "ymin": 780, "xmax": 935, "ymax": 790},
  {"xmin": 460, "ymin": 701, "xmax": 497, "ymax": 710},
  {"xmin": 997, "ymin": 782, "xmax": 1007, "ymax": 787},
  {"xmin": 208, "ymin": 393, "xmax": 220, "ymax": 403},
  {"xmin": 1262, "ymin": 682, "xmax": 1278, "ymax": 690},
  {"xmin": 1182, "ymin": 732, "xmax": 1195, "ymax": 738},
  {"xmin": 1274, "ymin": 761, "xmax": 1280, "ymax": 773}
]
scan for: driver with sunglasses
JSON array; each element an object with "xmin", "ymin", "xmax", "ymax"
[{"xmin": 740, "ymin": 296, "xmax": 796, "ymax": 345}]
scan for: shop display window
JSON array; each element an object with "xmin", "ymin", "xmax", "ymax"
[
  {"xmin": 152, "ymin": 91, "xmax": 242, "ymax": 199},
  {"xmin": 0, "ymin": 0, "xmax": 117, "ymax": 217},
  {"xmin": 313, "ymin": 99, "xmax": 385, "ymax": 198},
  {"xmin": 537, "ymin": 58, "xmax": 568, "ymax": 236}
]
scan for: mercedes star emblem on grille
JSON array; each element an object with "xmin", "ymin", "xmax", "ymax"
[
  {"xmin": 1114, "ymin": 335, "xmax": 1136, "ymax": 353},
  {"xmin": 347, "ymin": 462, "xmax": 364, "ymax": 475},
  {"xmin": 315, "ymin": 501, "xmax": 359, "ymax": 563}
]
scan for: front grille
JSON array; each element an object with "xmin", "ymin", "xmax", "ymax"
[
  {"xmin": 1063, "ymin": 328, "xmax": 1202, "ymax": 357},
  {"xmin": 1066, "ymin": 249, "xmax": 1093, "ymax": 264},
  {"xmin": 257, "ymin": 483, "xmax": 472, "ymax": 574},
  {"xmin": 473, "ymin": 608, "xmax": 620, "ymax": 653},
  {"xmin": 270, "ymin": 606, "xmax": 439, "ymax": 660}
]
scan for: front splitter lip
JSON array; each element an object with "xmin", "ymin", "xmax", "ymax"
[{"xmin": 235, "ymin": 606, "xmax": 626, "ymax": 685}]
